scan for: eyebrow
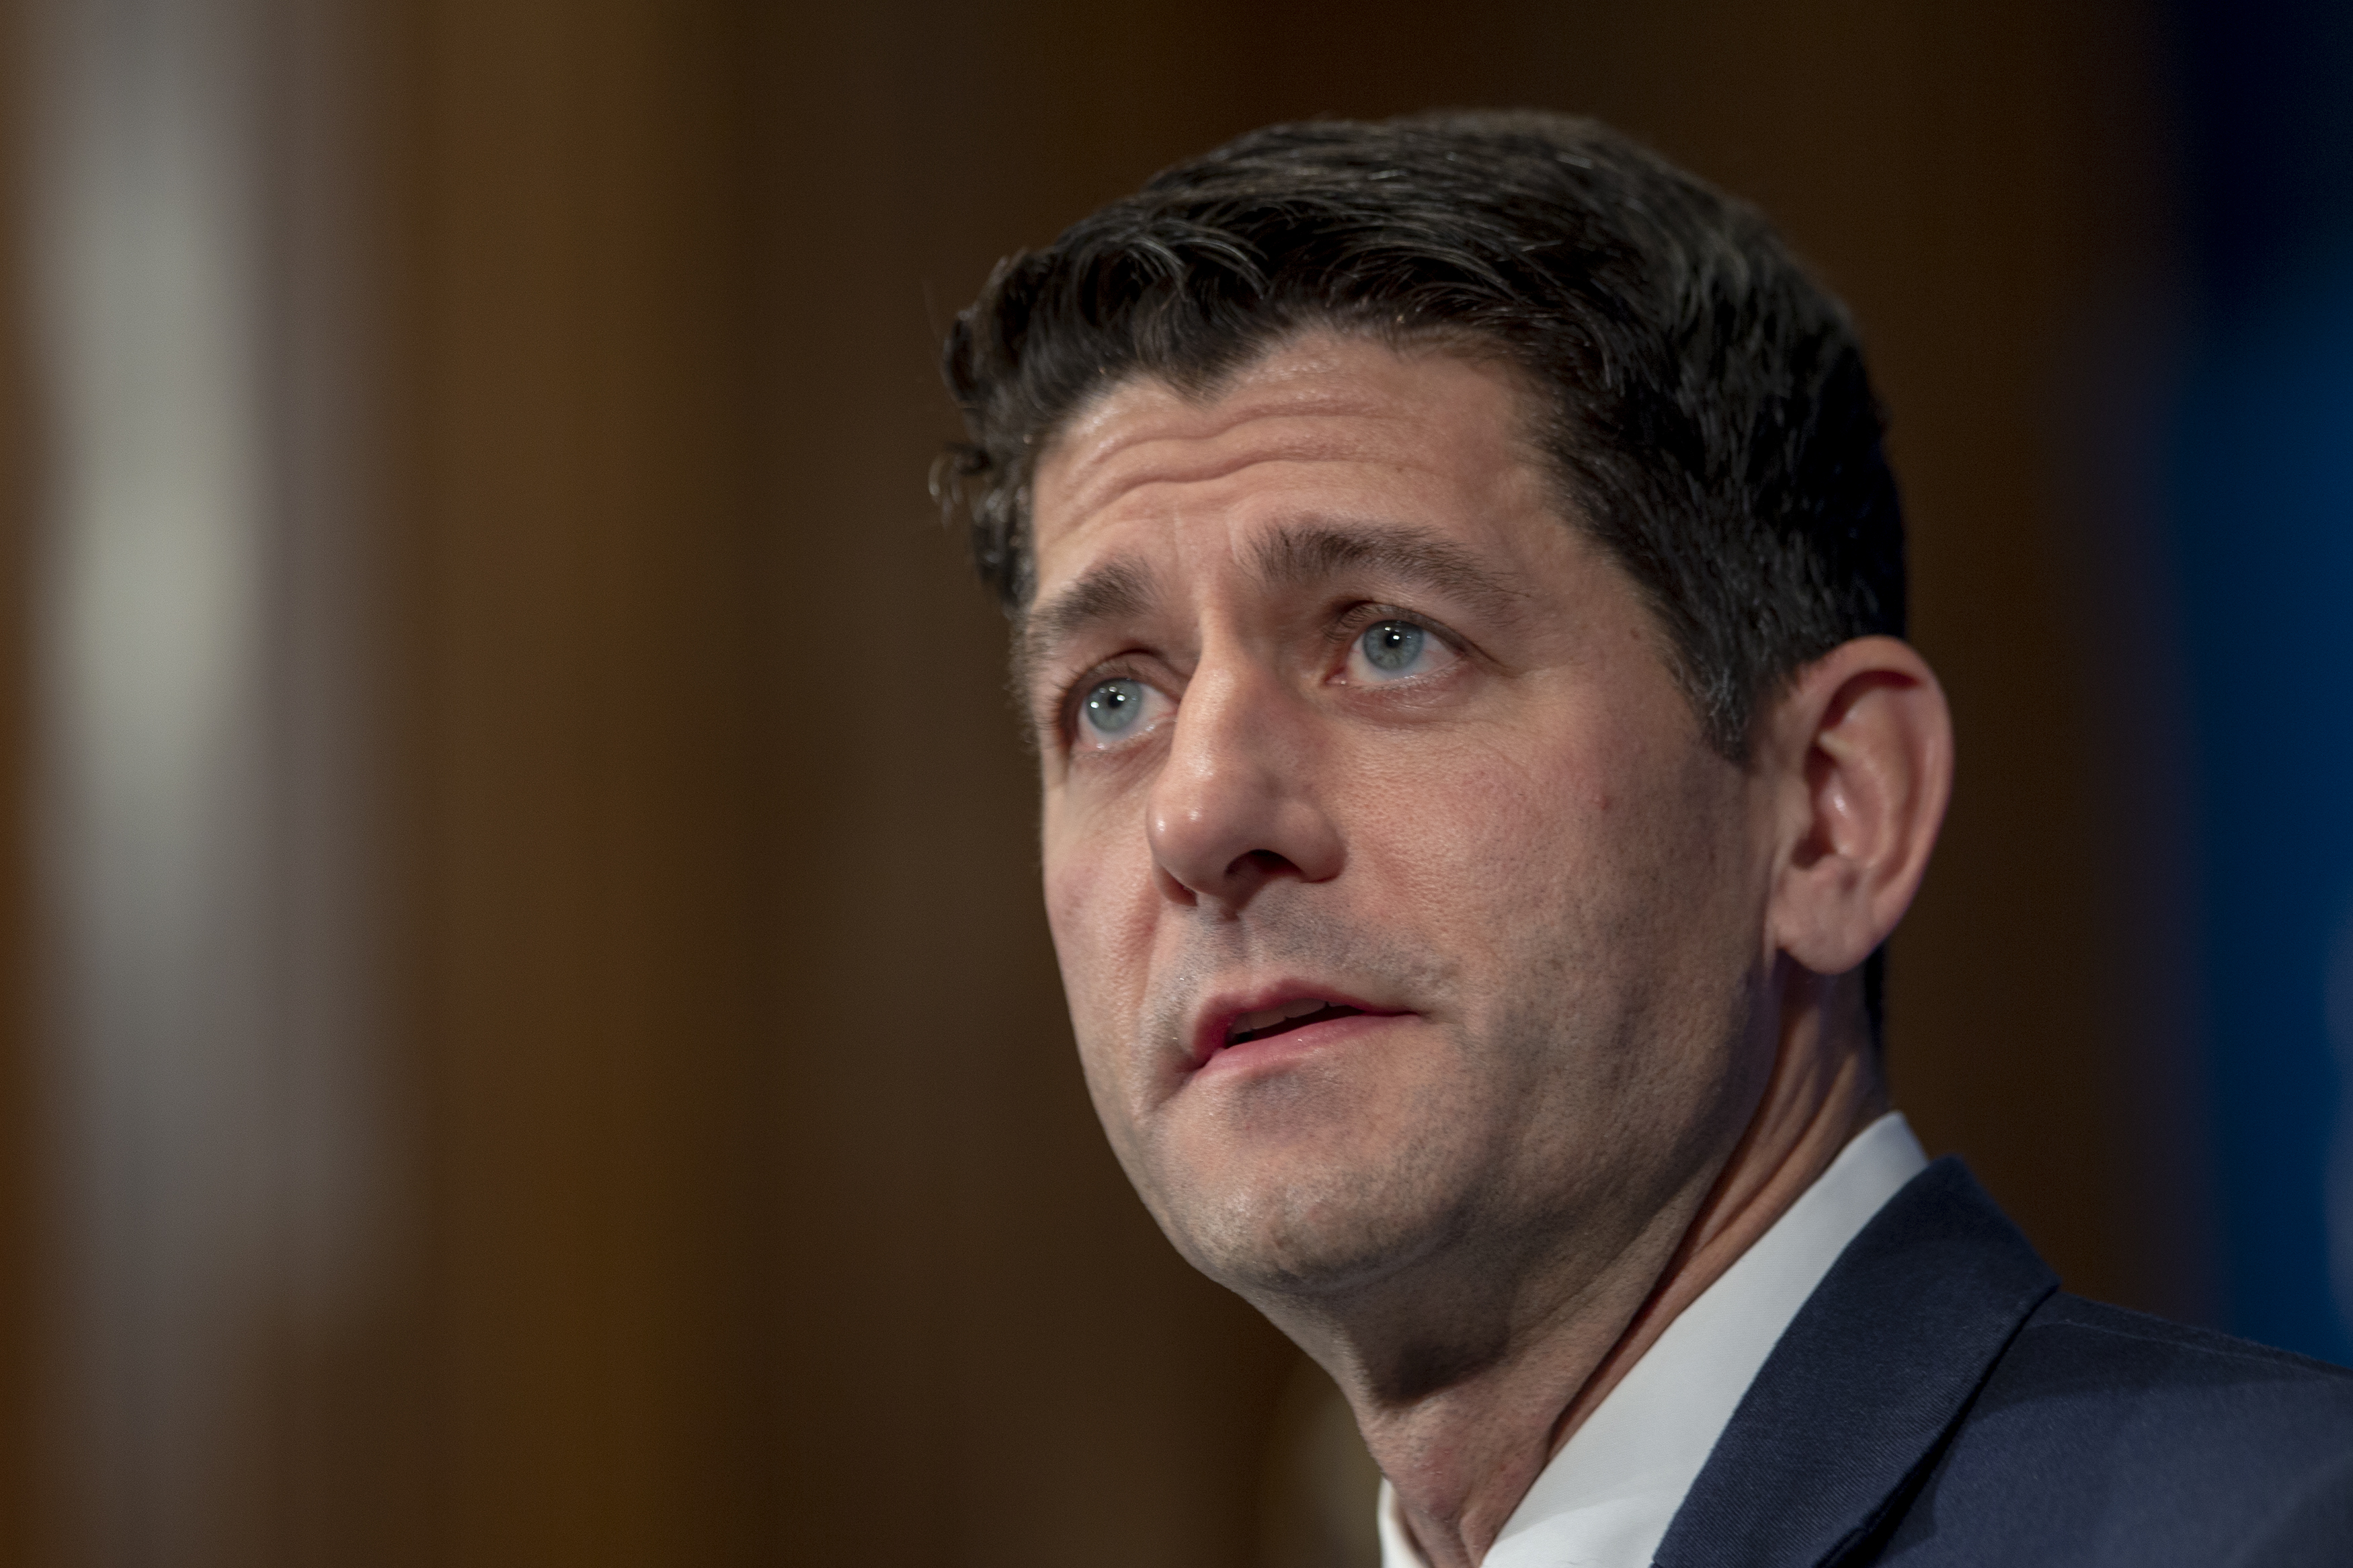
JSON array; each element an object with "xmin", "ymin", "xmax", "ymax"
[
  {"xmin": 1016, "ymin": 556, "xmax": 1158, "ymax": 698},
  {"xmin": 1246, "ymin": 521, "xmax": 1525, "ymax": 623}
]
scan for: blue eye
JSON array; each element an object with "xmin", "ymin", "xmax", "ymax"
[
  {"xmin": 1081, "ymin": 677, "xmax": 1152, "ymax": 738},
  {"xmin": 1359, "ymin": 620, "xmax": 1427, "ymax": 674}
]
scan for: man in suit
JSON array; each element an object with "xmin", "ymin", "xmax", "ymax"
[{"xmin": 938, "ymin": 110, "xmax": 2353, "ymax": 1566}]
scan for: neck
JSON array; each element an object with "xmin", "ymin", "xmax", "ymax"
[{"xmin": 1310, "ymin": 974, "xmax": 1888, "ymax": 1568}]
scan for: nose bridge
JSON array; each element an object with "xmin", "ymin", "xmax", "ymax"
[
  {"xmin": 1147, "ymin": 638, "xmax": 1339, "ymax": 906},
  {"xmin": 1162, "ymin": 648, "xmax": 1267, "ymax": 806}
]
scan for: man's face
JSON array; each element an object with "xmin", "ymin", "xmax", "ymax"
[{"xmin": 1023, "ymin": 333, "xmax": 1779, "ymax": 1307}]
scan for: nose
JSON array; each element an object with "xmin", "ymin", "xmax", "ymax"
[{"xmin": 1146, "ymin": 661, "xmax": 1345, "ymax": 911}]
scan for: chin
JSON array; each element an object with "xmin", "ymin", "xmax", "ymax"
[{"xmin": 1155, "ymin": 1151, "xmax": 1460, "ymax": 1299}]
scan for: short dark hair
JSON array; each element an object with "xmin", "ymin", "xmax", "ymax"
[
  {"xmin": 939, "ymin": 108, "xmax": 1905, "ymax": 762},
  {"xmin": 940, "ymin": 109, "xmax": 1904, "ymax": 1033}
]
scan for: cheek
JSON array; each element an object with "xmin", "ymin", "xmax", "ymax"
[
  {"xmin": 1041, "ymin": 794, "xmax": 1158, "ymax": 1025},
  {"xmin": 1345, "ymin": 701, "xmax": 1737, "ymax": 970},
  {"xmin": 1351, "ymin": 723, "xmax": 1616, "ymax": 908}
]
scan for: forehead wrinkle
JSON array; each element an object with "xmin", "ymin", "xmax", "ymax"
[
  {"xmin": 1055, "ymin": 444, "xmax": 1330, "ymax": 536},
  {"xmin": 1036, "ymin": 326, "xmax": 1548, "ymax": 539},
  {"xmin": 1039, "ymin": 383, "xmax": 1427, "ymax": 536}
]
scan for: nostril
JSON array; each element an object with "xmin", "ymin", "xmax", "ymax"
[
  {"xmin": 1152, "ymin": 861, "xmax": 1203, "ymax": 907},
  {"xmin": 1224, "ymin": 848, "xmax": 1311, "ymax": 895}
]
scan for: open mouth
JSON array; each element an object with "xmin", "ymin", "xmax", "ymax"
[{"xmin": 1224, "ymin": 999, "xmax": 1367, "ymax": 1048}]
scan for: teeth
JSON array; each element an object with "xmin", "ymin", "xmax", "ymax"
[{"xmin": 1231, "ymin": 998, "xmax": 1330, "ymax": 1037}]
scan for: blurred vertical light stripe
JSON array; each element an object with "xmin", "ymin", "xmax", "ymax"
[{"xmin": 20, "ymin": 0, "xmax": 385, "ymax": 1559}]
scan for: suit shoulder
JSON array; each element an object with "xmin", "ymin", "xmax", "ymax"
[
  {"xmin": 1975, "ymin": 1290, "xmax": 2353, "ymax": 1454},
  {"xmin": 2020, "ymin": 1291, "xmax": 2353, "ymax": 1387},
  {"xmin": 1872, "ymin": 1295, "xmax": 2353, "ymax": 1564}
]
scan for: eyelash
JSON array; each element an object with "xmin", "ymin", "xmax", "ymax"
[
  {"xmin": 1048, "ymin": 603, "xmax": 1466, "ymax": 746},
  {"xmin": 1328, "ymin": 602, "xmax": 1449, "ymax": 654}
]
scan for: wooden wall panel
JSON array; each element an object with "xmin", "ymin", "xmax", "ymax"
[
  {"xmin": 396, "ymin": 1, "xmax": 771, "ymax": 1563},
  {"xmin": 0, "ymin": 0, "xmax": 51, "ymax": 1557}
]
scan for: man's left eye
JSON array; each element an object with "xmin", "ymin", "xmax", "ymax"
[{"xmin": 1347, "ymin": 618, "xmax": 1451, "ymax": 683}]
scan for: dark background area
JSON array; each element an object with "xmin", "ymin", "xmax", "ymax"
[{"xmin": 2, "ymin": 1, "xmax": 2348, "ymax": 1563}]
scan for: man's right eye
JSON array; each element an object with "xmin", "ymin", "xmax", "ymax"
[{"xmin": 1075, "ymin": 677, "xmax": 1167, "ymax": 747}]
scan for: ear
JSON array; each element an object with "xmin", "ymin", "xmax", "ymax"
[{"xmin": 1759, "ymin": 636, "xmax": 1954, "ymax": 978}]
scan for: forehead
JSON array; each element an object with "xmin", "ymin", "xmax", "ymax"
[{"xmin": 1027, "ymin": 333, "xmax": 1552, "ymax": 586}]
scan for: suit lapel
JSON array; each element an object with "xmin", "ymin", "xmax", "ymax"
[{"xmin": 1652, "ymin": 1159, "xmax": 2057, "ymax": 1568}]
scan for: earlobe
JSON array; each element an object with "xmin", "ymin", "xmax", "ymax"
[{"xmin": 1765, "ymin": 636, "xmax": 1954, "ymax": 978}]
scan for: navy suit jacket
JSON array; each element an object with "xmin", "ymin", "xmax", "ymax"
[{"xmin": 1655, "ymin": 1158, "xmax": 2353, "ymax": 1567}]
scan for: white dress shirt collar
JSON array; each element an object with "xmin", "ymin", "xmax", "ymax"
[{"xmin": 1378, "ymin": 1112, "xmax": 1929, "ymax": 1568}]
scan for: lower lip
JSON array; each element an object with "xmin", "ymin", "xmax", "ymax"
[{"xmin": 1192, "ymin": 1010, "xmax": 1412, "ymax": 1079}]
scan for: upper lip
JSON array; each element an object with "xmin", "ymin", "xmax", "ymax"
[{"xmin": 1187, "ymin": 982, "xmax": 1406, "ymax": 1068}]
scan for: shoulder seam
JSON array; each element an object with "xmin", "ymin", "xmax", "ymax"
[{"xmin": 2026, "ymin": 1312, "xmax": 2353, "ymax": 1380}]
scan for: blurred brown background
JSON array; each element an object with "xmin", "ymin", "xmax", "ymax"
[{"xmin": 0, "ymin": 1, "xmax": 2207, "ymax": 1564}]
